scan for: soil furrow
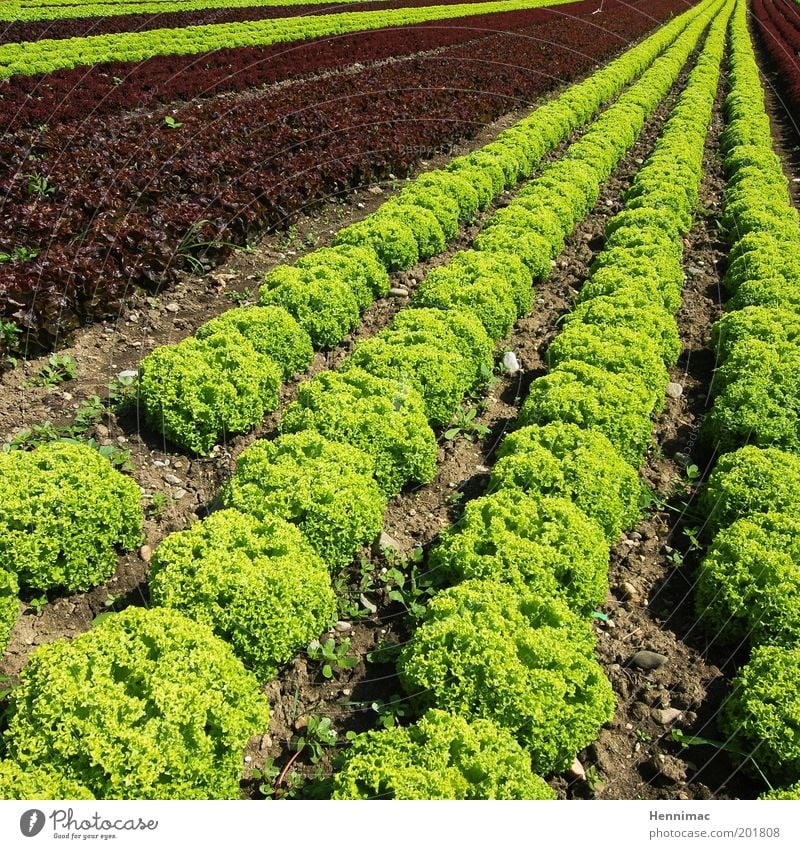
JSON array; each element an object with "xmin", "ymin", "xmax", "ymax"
[
  {"xmin": 238, "ymin": 47, "xmax": 715, "ymax": 797},
  {"xmin": 0, "ymin": 77, "xmax": 639, "ymax": 677},
  {"xmin": 586, "ymin": 69, "xmax": 755, "ymax": 801}
]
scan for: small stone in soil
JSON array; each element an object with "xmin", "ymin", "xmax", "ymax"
[
  {"xmin": 666, "ymin": 382, "xmax": 684, "ymax": 399},
  {"xmin": 502, "ymin": 351, "xmax": 521, "ymax": 374},
  {"xmin": 165, "ymin": 303, "xmax": 180, "ymax": 313},
  {"xmin": 139, "ymin": 545, "xmax": 152, "ymax": 563},
  {"xmin": 334, "ymin": 621, "xmax": 352, "ymax": 633},
  {"xmin": 568, "ymin": 757, "xmax": 586, "ymax": 780},
  {"xmin": 373, "ymin": 531, "xmax": 400, "ymax": 556},
  {"xmin": 164, "ymin": 473, "xmax": 181, "ymax": 485},
  {"xmin": 360, "ymin": 594, "xmax": 378, "ymax": 614},
  {"xmin": 651, "ymin": 707, "xmax": 682, "ymax": 725},
  {"xmin": 621, "ymin": 581, "xmax": 642, "ymax": 603},
  {"xmin": 172, "ymin": 488, "xmax": 187, "ymax": 500},
  {"xmin": 631, "ymin": 650, "xmax": 668, "ymax": 670},
  {"xmin": 645, "ymin": 754, "xmax": 687, "ymax": 785},
  {"xmin": 389, "ymin": 287, "xmax": 409, "ymax": 297}
]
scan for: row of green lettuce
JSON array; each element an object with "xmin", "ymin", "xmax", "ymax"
[
  {"xmin": 333, "ymin": 0, "xmax": 730, "ymax": 797},
  {"xmin": 0, "ymin": 1, "xmax": 720, "ymax": 800},
  {"xmin": 2, "ymin": 0, "xmax": 376, "ymax": 24},
  {"xmin": 687, "ymin": 0, "xmax": 800, "ymax": 801},
  {"xmin": 135, "ymin": 0, "xmax": 711, "ymax": 457},
  {"xmin": 0, "ymin": 0, "xmax": 573, "ymax": 78}
]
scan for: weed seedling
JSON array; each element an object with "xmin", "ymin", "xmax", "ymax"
[
  {"xmin": 669, "ymin": 727, "xmax": 774, "ymax": 784},
  {"xmin": 333, "ymin": 556, "xmax": 377, "ymax": 620},
  {"xmin": 224, "ymin": 287, "xmax": 254, "ymax": 306},
  {"xmin": 74, "ymin": 395, "xmax": 105, "ymax": 430},
  {"xmin": 585, "ymin": 764, "xmax": 605, "ymax": 794},
  {"xmin": 366, "ymin": 638, "xmax": 402, "ymax": 665},
  {"xmin": 30, "ymin": 353, "xmax": 77, "ymax": 387},
  {"xmin": 307, "ymin": 636, "xmax": 358, "ymax": 679},
  {"xmin": 378, "ymin": 545, "xmax": 436, "ymax": 619},
  {"xmin": 683, "ymin": 526, "xmax": 702, "ymax": 552},
  {"xmin": 27, "ymin": 594, "xmax": 48, "ymax": 614},
  {"xmin": 147, "ymin": 491, "xmax": 169, "ymax": 520},
  {"xmin": 177, "ymin": 219, "xmax": 240, "ymax": 272},
  {"xmin": 444, "ymin": 406, "xmax": 490, "ymax": 442},
  {"xmin": 296, "ymin": 715, "xmax": 337, "ymax": 764},
  {"xmin": 25, "ymin": 172, "xmax": 54, "ymax": 200},
  {"xmin": 103, "ymin": 591, "xmax": 123, "ymax": 609},
  {"xmin": 369, "ymin": 698, "xmax": 409, "ymax": 730},
  {"xmin": 164, "ymin": 115, "xmax": 183, "ymax": 129},
  {"xmin": 0, "ymin": 247, "xmax": 38, "ymax": 264},
  {"xmin": 0, "ymin": 319, "xmax": 20, "ymax": 348},
  {"xmin": 0, "ymin": 319, "xmax": 22, "ymax": 368},
  {"xmin": 3, "ymin": 422, "xmax": 63, "ymax": 451},
  {"xmin": 108, "ymin": 372, "xmax": 138, "ymax": 410}
]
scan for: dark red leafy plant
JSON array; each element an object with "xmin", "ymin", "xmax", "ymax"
[{"xmin": 0, "ymin": 0, "xmax": 690, "ymax": 353}]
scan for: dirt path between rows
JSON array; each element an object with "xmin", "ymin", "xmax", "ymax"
[
  {"xmin": 246, "ymin": 45, "xmax": 756, "ymax": 801},
  {"xmin": 2, "ymin": 14, "xmax": 764, "ymax": 803}
]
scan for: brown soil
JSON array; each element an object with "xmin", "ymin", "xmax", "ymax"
[
  {"xmin": 0, "ymin": 85, "xmax": 601, "ymax": 674},
  {"xmin": 251, "ymin": 50, "xmax": 754, "ymax": 800},
  {"xmin": 0, "ymin": 29, "xmax": 766, "ymax": 803},
  {"xmin": 587, "ymin": 78, "xmax": 742, "ymax": 801}
]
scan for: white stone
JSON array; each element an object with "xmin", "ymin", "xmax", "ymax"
[
  {"xmin": 666, "ymin": 382, "xmax": 683, "ymax": 399},
  {"xmin": 502, "ymin": 351, "xmax": 521, "ymax": 374}
]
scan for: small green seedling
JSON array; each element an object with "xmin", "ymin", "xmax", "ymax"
[
  {"xmin": 365, "ymin": 639, "xmax": 402, "ymax": 665},
  {"xmin": 108, "ymin": 372, "xmax": 138, "ymax": 410},
  {"xmin": 296, "ymin": 716, "xmax": 337, "ymax": 764},
  {"xmin": 164, "ymin": 115, "xmax": 183, "ymax": 129},
  {"xmin": 147, "ymin": 491, "xmax": 169, "ymax": 520},
  {"xmin": 0, "ymin": 247, "xmax": 38, "ymax": 264},
  {"xmin": 683, "ymin": 526, "xmax": 702, "ymax": 552},
  {"xmin": 685, "ymin": 463, "xmax": 701, "ymax": 482},
  {"xmin": 307, "ymin": 636, "xmax": 359, "ymax": 679},
  {"xmin": 378, "ymin": 545, "xmax": 435, "ymax": 619},
  {"xmin": 224, "ymin": 287, "xmax": 254, "ymax": 306},
  {"xmin": 445, "ymin": 406, "xmax": 491, "ymax": 442},
  {"xmin": 25, "ymin": 172, "xmax": 54, "ymax": 200},
  {"xmin": 30, "ymin": 353, "xmax": 77, "ymax": 387},
  {"xmin": 585, "ymin": 764, "xmax": 605, "ymax": 794},
  {"xmin": 369, "ymin": 697, "xmax": 410, "ymax": 730},
  {"xmin": 177, "ymin": 219, "xmax": 240, "ymax": 273},
  {"xmin": 27, "ymin": 594, "xmax": 48, "ymax": 614},
  {"xmin": 0, "ymin": 319, "xmax": 21, "ymax": 349},
  {"xmin": 74, "ymin": 395, "xmax": 105, "ymax": 430},
  {"xmin": 102, "ymin": 592, "xmax": 124, "ymax": 610},
  {"xmin": 3, "ymin": 422, "xmax": 63, "ymax": 451}
]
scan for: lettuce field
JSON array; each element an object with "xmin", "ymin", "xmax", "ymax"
[{"xmin": 1, "ymin": 0, "xmax": 800, "ymax": 802}]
